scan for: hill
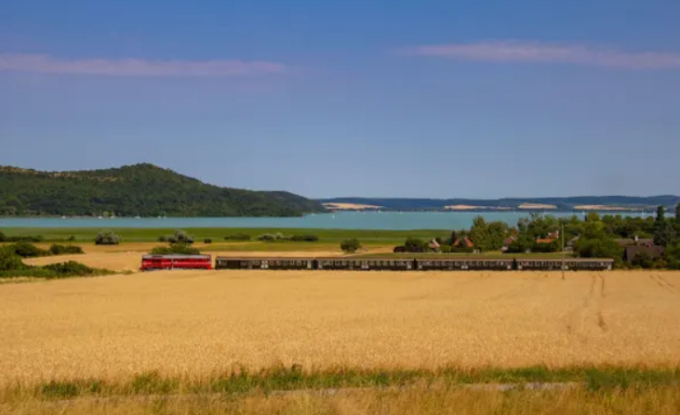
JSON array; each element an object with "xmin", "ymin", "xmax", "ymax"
[
  {"xmin": 0, "ymin": 164, "xmax": 325, "ymax": 217},
  {"xmin": 319, "ymin": 196, "xmax": 680, "ymax": 212}
]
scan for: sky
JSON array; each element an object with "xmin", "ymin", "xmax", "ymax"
[{"xmin": 1, "ymin": 0, "xmax": 679, "ymax": 199}]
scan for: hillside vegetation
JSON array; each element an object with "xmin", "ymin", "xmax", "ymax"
[{"xmin": 0, "ymin": 164, "xmax": 325, "ymax": 217}]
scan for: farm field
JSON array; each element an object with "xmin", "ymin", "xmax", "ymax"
[{"xmin": 2, "ymin": 270, "xmax": 680, "ymax": 384}]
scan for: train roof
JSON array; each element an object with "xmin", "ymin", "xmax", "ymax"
[
  {"xmin": 142, "ymin": 254, "xmax": 212, "ymax": 259},
  {"xmin": 215, "ymin": 256, "xmax": 316, "ymax": 261}
]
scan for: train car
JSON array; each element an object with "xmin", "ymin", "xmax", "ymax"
[
  {"xmin": 415, "ymin": 258, "xmax": 514, "ymax": 271},
  {"xmin": 515, "ymin": 258, "xmax": 613, "ymax": 271},
  {"xmin": 316, "ymin": 257, "xmax": 414, "ymax": 271},
  {"xmin": 214, "ymin": 257, "xmax": 315, "ymax": 270},
  {"xmin": 141, "ymin": 254, "xmax": 212, "ymax": 271}
]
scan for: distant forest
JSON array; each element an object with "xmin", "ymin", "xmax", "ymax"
[
  {"xmin": 319, "ymin": 196, "xmax": 680, "ymax": 212},
  {"xmin": 0, "ymin": 164, "xmax": 326, "ymax": 217}
]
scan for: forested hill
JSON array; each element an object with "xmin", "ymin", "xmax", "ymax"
[{"xmin": 0, "ymin": 164, "xmax": 326, "ymax": 217}]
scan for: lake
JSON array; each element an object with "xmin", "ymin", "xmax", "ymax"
[{"xmin": 0, "ymin": 211, "xmax": 649, "ymax": 230}]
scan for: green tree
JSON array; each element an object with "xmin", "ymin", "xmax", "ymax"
[
  {"xmin": 340, "ymin": 239, "xmax": 361, "ymax": 253},
  {"xmin": 404, "ymin": 237, "xmax": 427, "ymax": 253},
  {"xmin": 574, "ymin": 238, "xmax": 623, "ymax": 267},
  {"xmin": 469, "ymin": 216, "xmax": 488, "ymax": 250},
  {"xmin": 0, "ymin": 247, "xmax": 24, "ymax": 271},
  {"xmin": 95, "ymin": 230, "xmax": 122, "ymax": 245},
  {"xmin": 653, "ymin": 206, "xmax": 675, "ymax": 247}
]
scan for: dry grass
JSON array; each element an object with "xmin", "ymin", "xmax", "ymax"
[
  {"xmin": 3, "ymin": 384, "xmax": 680, "ymax": 415},
  {"xmin": 2, "ymin": 270, "xmax": 680, "ymax": 385}
]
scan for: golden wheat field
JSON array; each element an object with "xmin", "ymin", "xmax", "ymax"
[{"xmin": 2, "ymin": 269, "xmax": 680, "ymax": 385}]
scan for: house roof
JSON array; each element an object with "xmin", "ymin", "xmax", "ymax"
[
  {"xmin": 454, "ymin": 237, "xmax": 474, "ymax": 247},
  {"xmin": 429, "ymin": 240, "xmax": 440, "ymax": 248},
  {"xmin": 535, "ymin": 237, "xmax": 555, "ymax": 244},
  {"xmin": 616, "ymin": 238, "xmax": 653, "ymax": 247}
]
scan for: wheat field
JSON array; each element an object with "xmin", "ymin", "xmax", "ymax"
[{"xmin": 2, "ymin": 270, "xmax": 680, "ymax": 385}]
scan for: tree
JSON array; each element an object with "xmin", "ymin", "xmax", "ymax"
[
  {"xmin": 95, "ymin": 230, "xmax": 122, "ymax": 245},
  {"xmin": 653, "ymin": 206, "xmax": 675, "ymax": 247},
  {"xmin": 340, "ymin": 239, "xmax": 361, "ymax": 253},
  {"xmin": 448, "ymin": 230, "xmax": 458, "ymax": 246},
  {"xmin": 404, "ymin": 237, "xmax": 427, "ymax": 253},
  {"xmin": 574, "ymin": 237, "xmax": 623, "ymax": 267},
  {"xmin": 469, "ymin": 216, "xmax": 488, "ymax": 251},
  {"xmin": 676, "ymin": 204, "xmax": 680, "ymax": 231}
]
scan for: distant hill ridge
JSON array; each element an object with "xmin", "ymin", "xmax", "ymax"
[
  {"xmin": 0, "ymin": 163, "xmax": 325, "ymax": 217},
  {"xmin": 319, "ymin": 196, "xmax": 680, "ymax": 212}
]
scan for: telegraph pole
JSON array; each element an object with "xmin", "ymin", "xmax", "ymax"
[{"xmin": 561, "ymin": 224, "xmax": 565, "ymax": 280}]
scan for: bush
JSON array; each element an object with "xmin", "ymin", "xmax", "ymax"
[
  {"xmin": 204, "ymin": 238, "xmax": 212, "ymax": 244},
  {"xmin": 393, "ymin": 246, "xmax": 406, "ymax": 253},
  {"xmin": 42, "ymin": 261, "xmax": 96, "ymax": 276},
  {"xmin": 49, "ymin": 244, "xmax": 84, "ymax": 255},
  {"xmin": 450, "ymin": 246, "xmax": 475, "ymax": 253},
  {"xmin": 631, "ymin": 251, "xmax": 655, "ymax": 269},
  {"xmin": 258, "ymin": 233, "xmax": 285, "ymax": 242},
  {"xmin": 173, "ymin": 230, "xmax": 194, "ymax": 244},
  {"xmin": 67, "ymin": 235, "xmax": 76, "ymax": 242},
  {"xmin": 6, "ymin": 235, "xmax": 44, "ymax": 243},
  {"xmin": 95, "ymin": 230, "xmax": 122, "ymax": 245},
  {"xmin": 404, "ymin": 237, "xmax": 428, "ymax": 253},
  {"xmin": 151, "ymin": 243, "xmax": 200, "ymax": 255},
  {"xmin": 440, "ymin": 245, "xmax": 452, "ymax": 253},
  {"xmin": 9, "ymin": 242, "xmax": 48, "ymax": 258},
  {"xmin": 158, "ymin": 235, "xmax": 169, "ymax": 243},
  {"xmin": 532, "ymin": 241, "xmax": 560, "ymax": 253},
  {"xmin": 224, "ymin": 233, "xmax": 251, "ymax": 241},
  {"xmin": 0, "ymin": 231, "xmax": 5, "ymax": 242},
  {"xmin": 0, "ymin": 247, "xmax": 25, "ymax": 271},
  {"xmin": 290, "ymin": 234, "xmax": 319, "ymax": 242},
  {"xmin": 340, "ymin": 239, "xmax": 361, "ymax": 253}
]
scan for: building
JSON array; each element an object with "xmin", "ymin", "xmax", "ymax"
[
  {"xmin": 616, "ymin": 236, "xmax": 653, "ymax": 248},
  {"xmin": 623, "ymin": 245, "xmax": 665, "ymax": 264}
]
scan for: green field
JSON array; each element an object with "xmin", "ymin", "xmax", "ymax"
[{"xmin": 0, "ymin": 227, "xmax": 452, "ymax": 245}]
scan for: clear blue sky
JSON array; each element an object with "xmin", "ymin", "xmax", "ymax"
[{"xmin": 1, "ymin": 0, "xmax": 678, "ymax": 199}]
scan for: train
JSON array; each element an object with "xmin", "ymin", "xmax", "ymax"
[
  {"xmin": 141, "ymin": 254, "xmax": 212, "ymax": 271},
  {"xmin": 213, "ymin": 256, "xmax": 614, "ymax": 271},
  {"xmin": 140, "ymin": 255, "xmax": 613, "ymax": 272}
]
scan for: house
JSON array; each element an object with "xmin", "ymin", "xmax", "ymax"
[
  {"xmin": 616, "ymin": 236, "xmax": 653, "ymax": 248},
  {"xmin": 502, "ymin": 235, "xmax": 518, "ymax": 252},
  {"xmin": 623, "ymin": 245, "xmax": 665, "ymax": 264},
  {"xmin": 454, "ymin": 237, "xmax": 474, "ymax": 248},
  {"xmin": 428, "ymin": 239, "xmax": 440, "ymax": 252}
]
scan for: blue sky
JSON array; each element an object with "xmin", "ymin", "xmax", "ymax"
[{"xmin": 1, "ymin": 0, "xmax": 679, "ymax": 199}]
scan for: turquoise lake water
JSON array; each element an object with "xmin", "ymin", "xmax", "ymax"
[{"xmin": 0, "ymin": 211, "xmax": 649, "ymax": 230}]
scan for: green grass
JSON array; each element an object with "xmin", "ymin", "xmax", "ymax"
[
  {"xmin": 1, "ymin": 228, "xmax": 451, "ymax": 245},
  {"xmin": 5, "ymin": 365, "xmax": 680, "ymax": 400}
]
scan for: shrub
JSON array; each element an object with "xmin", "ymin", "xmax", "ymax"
[
  {"xmin": 450, "ymin": 246, "xmax": 475, "ymax": 253},
  {"xmin": 0, "ymin": 247, "xmax": 25, "ymax": 271},
  {"xmin": 290, "ymin": 234, "xmax": 319, "ymax": 242},
  {"xmin": 158, "ymin": 235, "xmax": 169, "ymax": 243},
  {"xmin": 258, "ymin": 233, "xmax": 285, "ymax": 242},
  {"xmin": 440, "ymin": 245, "xmax": 452, "ymax": 253},
  {"xmin": 42, "ymin": 261, "xmax": 96, "ymax": 276},
  {"xmin": 404, "ymin": 237, "xmax": 428, "ymax": 253},
  {"xmin": 9, "ymin": 242, "xmax": 48, "ymax": 258},
  {"xmin": 6, "ymin": 235, "xmax": 44, "ymax": 243},
  {"xmin": 204, "ymin": 238, "xmax": 212, "ymax": 244},
  {"xmin": 173, "ymin": 230, "xmax": 194, "ymax": 244},
  {"xmin": 224, "ymin": 233, "xmax": 251, "ymax": 241},
  {"xmin": 340, "ymin": 239, "xmax": 361, "ymax": 253},
  {"xmin": 393, "ymin": 246, "xmax": 406, "ymax": 253},
  {"xmin": 151, "ymin": 243, "xmax": 200, "ymax": 255},
  {"xmin": 95, "ymin": 230, "xmax": 122, "ymax": 245},
  {"xmin": 0, "ymin": 231, "xmax": 5, "ymax": 242},
  {"xmin": 67, "ymin": 235, "xmax": 76, "ymax": 242},
  {"xmin": 49, "ymin": 244, "xmax": 84, "ymax": 255}
]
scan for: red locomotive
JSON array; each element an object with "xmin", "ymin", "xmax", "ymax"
[{"xmin": 141, "ymin": 254, "xmax": 212, "ymax": 271}]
